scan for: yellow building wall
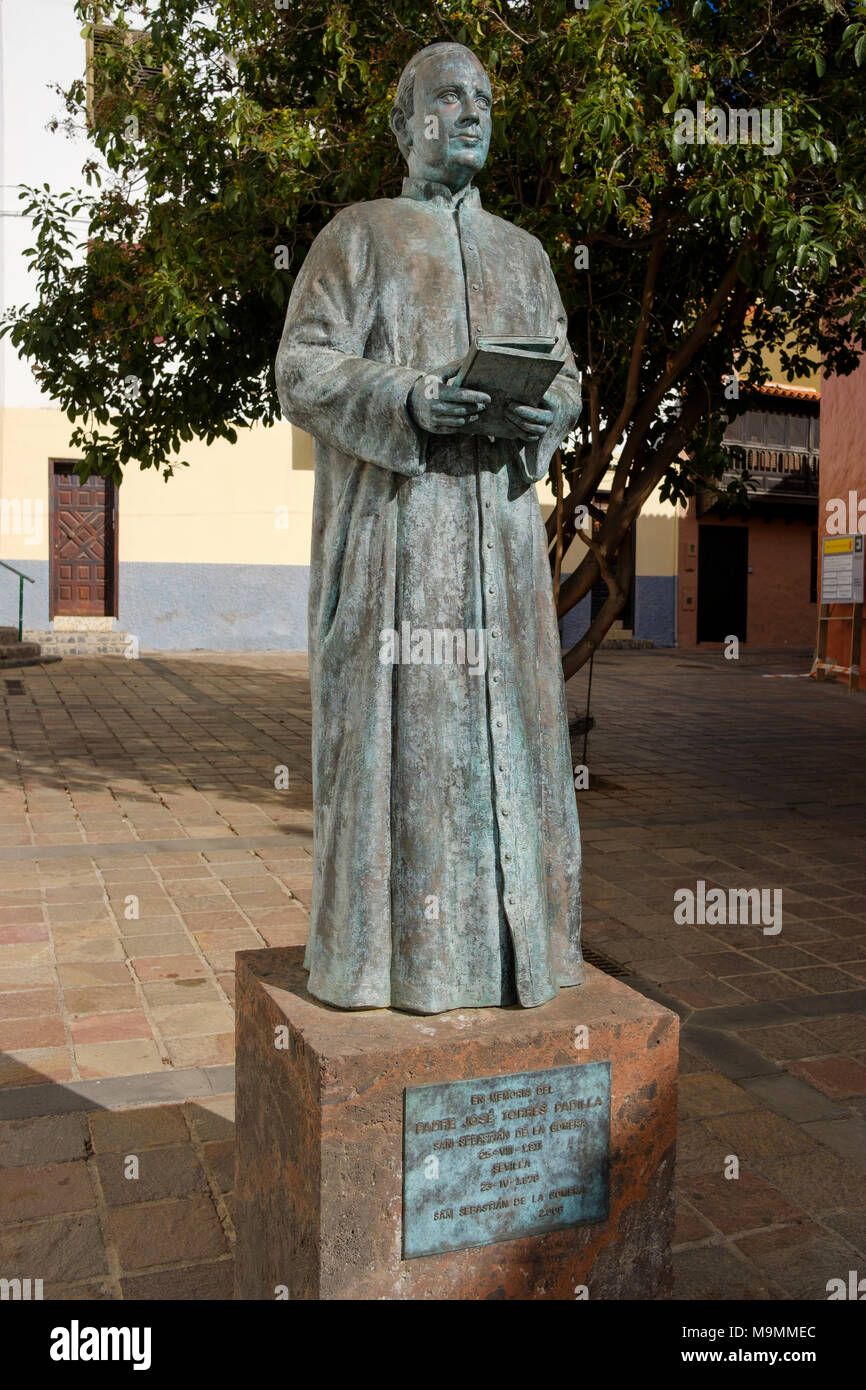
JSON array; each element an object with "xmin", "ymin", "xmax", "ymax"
[
  {"xmin": 537, "ymin": 471, "xmax": 678, "ymax": 577},
  {"xmin": 3, "ymin": 412, "xmax": 678, "ymax": 576},
  {"xmin": 0, "ymin": 408, "xmax": 313, "ymax": 565},
  {"xmin": 635, "ymin": 493, "xmax": 678, "ymax": 577}
]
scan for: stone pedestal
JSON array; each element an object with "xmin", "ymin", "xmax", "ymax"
[{"xmin": 234, "ymin": 946, "xmax": 678, "ymax": 1300}]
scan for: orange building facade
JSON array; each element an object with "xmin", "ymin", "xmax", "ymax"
[
  {"xmin": 819, "ymin": 351, "xmax": 866, "ymax": 690},
  {"xmin": 677, "ymin": 382, "xmax": 820, "ymax": 650},
  {"xmin": 677, "ymin": 509, "xmax": 818, "ymax": 647}
]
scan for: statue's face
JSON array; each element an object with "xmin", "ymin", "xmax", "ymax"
[{"xmin": 400, "ymin": 50, "xmax": 492, "ymax": 189}]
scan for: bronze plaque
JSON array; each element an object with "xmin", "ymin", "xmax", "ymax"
[{"xmin": 403, "ymin": 1062, "xmax": 610, "ymax": 1258}]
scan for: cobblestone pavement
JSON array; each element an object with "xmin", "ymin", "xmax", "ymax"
[{"xmin": 1, "ymin": 647, "xmax": 864, "ymax": 1298}]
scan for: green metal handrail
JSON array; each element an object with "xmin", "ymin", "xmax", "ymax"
[{"xmin": 0, "ymin": 560, "xmax": 36, "ymax": 642}]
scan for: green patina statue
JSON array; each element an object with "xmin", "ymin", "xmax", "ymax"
[{"xmin": 276, "ymin": 42, "xmax": 584, "ymax": 1014}]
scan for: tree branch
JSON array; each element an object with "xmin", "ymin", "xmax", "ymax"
[{"xmin": 561, "ymin": 526, "xmax": 634, "ymax": 680}]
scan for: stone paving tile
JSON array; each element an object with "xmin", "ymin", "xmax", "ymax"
[
  {"xmin": 0, "ymin": 1212, "xmax": 109, "ymax": 1283},
  {"xmin": 805, "ymin": 1014, "xmax": 866, "ymax": 1052},
  {"xmin": 2, "ymin": 649, "xmax": 866, "ymax": 1298},
  {"xmin": 675, "ymin": 1118, "xmax": 742, "ymax": 1176},
  {"xmin": 702, "ymin": 1109, "xmax": 819, "ymax": 1161},
  {"xmin": 140, "ymin": 978, "xmax": 222, "ymax": 1007},
  {"xmin": 183, "ymin": 1094, "xmax": 235, "ymax": 1142},
  {"xmin": 742, "ymin": 1072, "xmax": 845, "ymax": 1124},
  {"xmin": 122, "ymin": 933, "xmax": 199, "ymax": 959},
  {"xmin": 785, "ymin": 965, "xmax": 862, "ymax": 993},
  {"xmin": 0, "ymin": 1089, "xmax": 237, "ymax": 1297},
  {"xmin": 63, "ymin": 984, "xmax": 141, "ymax": 1015},
  {"xmin": 735, "ymin": 1023, "xmax": 828, "ymax": 1061},
  {"xmin": 0, "ymin": 1047, "xmax": 74, "ymax": 1089},
  {"xmin": 673, "ymin": 1194, "xmax": 715, "ymax": 1244},
  {"xmin": 0, "ymin": 1112, "xmax": 89, "ymax": 1166},
  {"xmin": 0, "ymin": 1160, "xmax": 94, "ymax": 1220},
  {"xmin": 150, "ymin": 1003, "xmax": 235, "ymax": 1038},
  {"xmin": 0, "ymin": 1016, "xmax": 67, "ymax": 1050},
  {"xmin": 801, "ymin": 1117, "xmax": 866, "ymax": 1169},
  {"xmin": 95, "ymin": 1143, "xmax": 211, "ymax": 1206},
  {"xmin": 751, "ymin": 1150, "xmax": 866, "ymax": 1216},
  {"xmin": 727, "ymin": 974, "xmax": 811, "ymax": 1003},
  {"xmin": 733, "ymin": 1224, "xmax": 859, "ymax": 1301},
  {"xmin": 688, "ymin": 952, "xmax": 766, "ymax": 978},
  {"xmin": 75, "ymin": 1039, "xmax": 164, "ymax": 1080},
  {"xmin": 200, "ymin": 1138, "xmax": 234, "ymax": 1194},
  {"xmin": 678, "ymin": 1073, "xmax": 760, "ymax": 1120},
  {"xmin": 130, "ymin": 955, "xmax": 209, "ymax": 982},
  {"xmin": 0, "ymin": 987, "xmax": 61, "ymax": 1019},
  {"xmin": 69, "ymin": 1010, "xmax": 153, "ymax": 1045},
  {"xmin": 680, "ymin": 1169, "xmax": 808, "ymax": 1237},
  {"xmin": 809, "ymin": 938, "xmax": 866, "ymax": 964},
  {"xmin": 665, "ymin": 977, "xmax": 751, "ymax": 1009},
  {"xmin": 787, "ymin": 1055, "xmax": 866, "ymax": 1099},
  {"xmin": 677, "ymin": 1047, "xmax": 709, "ymax": 1076},
  {"xmin": 120, "ymin": 1260, "xmax": 234, "ymax": 1300},
  {"xmin": 88, "ymin": 1104, "xmax": 191, "ymax": 1152},
  {"xmin": 164, "ymin": 1034, "xmax": 235, "ymax": 1068},
  {"xmin": 672, "ymin": 1243, "xmax": 783, "ymax": 1300},
  {"xmin": 823, "ymin": 1210, "xmax": 866, "ymax": 1256},
  {"xmin": 56, "ymin": 962, "xmax": 131, "ymax": 990}
]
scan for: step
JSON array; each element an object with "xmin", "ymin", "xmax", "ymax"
[
  {"xmin": 0, "ymin": 643, "xmax": 42, "ymax": 661},
  {"xmin": 52, "ymin": 616, "xmax": 115, "ymax": 632},
  {"xmin": 23, "ymin": 630, "xmax": 133, "ymax": 657},
  {"xmin": 0, "ymin": 655, "xmax": 62, "ymax": 671},
  {"xmin": 0, "ymin": 626, "xmax": 21, "ymax": 642}
]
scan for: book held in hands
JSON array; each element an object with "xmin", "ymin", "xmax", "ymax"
[{"xmin": 451, "ymin": 335, "xmax": 565, "ymax": 439}]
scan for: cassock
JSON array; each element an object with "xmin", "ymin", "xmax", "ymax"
[{"xmin": 276, "ymin": 175, "xmax": 584, "ymax": 1014}]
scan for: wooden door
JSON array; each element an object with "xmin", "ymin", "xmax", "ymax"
[{"xmin": 50, "ymin": 461, "xmax": 117, "ymax": 617}]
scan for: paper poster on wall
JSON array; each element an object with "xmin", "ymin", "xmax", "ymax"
[{"xmin": 821, "ymin": 534, "xmax": 865, "ymax": 604}]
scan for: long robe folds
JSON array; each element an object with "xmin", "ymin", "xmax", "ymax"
[{"xmin": 276, "ymin": 176, "xmax": 584, "ymax": 1014}]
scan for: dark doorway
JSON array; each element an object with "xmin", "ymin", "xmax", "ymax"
[
  {"xmin": 589, "ymin": 516, "xmax": 636, "ymax": 630},
  {"xmin": 697, "ymin": 524, "xmax": 748, "ymax": 642},
  {"xmin": 49, "ymin": 461, "xmax": 117, "ymax": 618}
]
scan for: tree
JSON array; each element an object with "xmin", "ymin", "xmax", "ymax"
[{"xmin": 3, "ymin": 0, "xmax": 866, "ymax": 674}]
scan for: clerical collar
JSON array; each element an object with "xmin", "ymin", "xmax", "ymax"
[{"xmin": 400, "ymin": 177, "xmax": 481, "ymax": 210}]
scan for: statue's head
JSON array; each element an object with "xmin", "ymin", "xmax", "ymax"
[{"xmin": 390, "ymin": 43, "xmax": 492, "ymax": 191}]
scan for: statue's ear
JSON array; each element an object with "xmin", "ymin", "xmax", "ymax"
[{"xmin": 390, "ymin": 106, "xmax": 412, "ymax": 155}]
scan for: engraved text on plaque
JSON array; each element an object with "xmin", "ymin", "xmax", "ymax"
[{"xmin": 403, "ymin": 1062, "xmax": 611, "ymax": 1258}]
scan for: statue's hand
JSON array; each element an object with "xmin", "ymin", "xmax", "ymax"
[
  {"xmin": 408, "ymin": 362, "xmax": 490, "ymax": 435},
  {"xmin": 503, "ymin": 399, "xmax": 556, "ymax": 443}
]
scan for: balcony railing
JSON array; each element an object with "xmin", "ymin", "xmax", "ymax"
[
  {"xmin": 724, "ymin": 443, "xmax": 818, "ymax": 476},
  {"xmin": 721, "ymin": 443, "xmax": 819, "ymax": 495}
]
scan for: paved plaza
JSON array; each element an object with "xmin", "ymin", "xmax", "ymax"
[{"xmin": 1, "ymin": 646, "xmax": 865, "ymax": 1298}]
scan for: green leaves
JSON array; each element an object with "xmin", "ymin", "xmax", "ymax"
[{"xmin": 0, "ymin": 0, "xmax": 864, "ymax": 507}]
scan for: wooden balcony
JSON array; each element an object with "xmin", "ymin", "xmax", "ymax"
[
  {"xmin": 697, "ymin": 443, "xmax": 819, "ymax": 517},
  {"xmin": 724, "ymin": 442, "xmax": 818, "ymax": 491}
]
